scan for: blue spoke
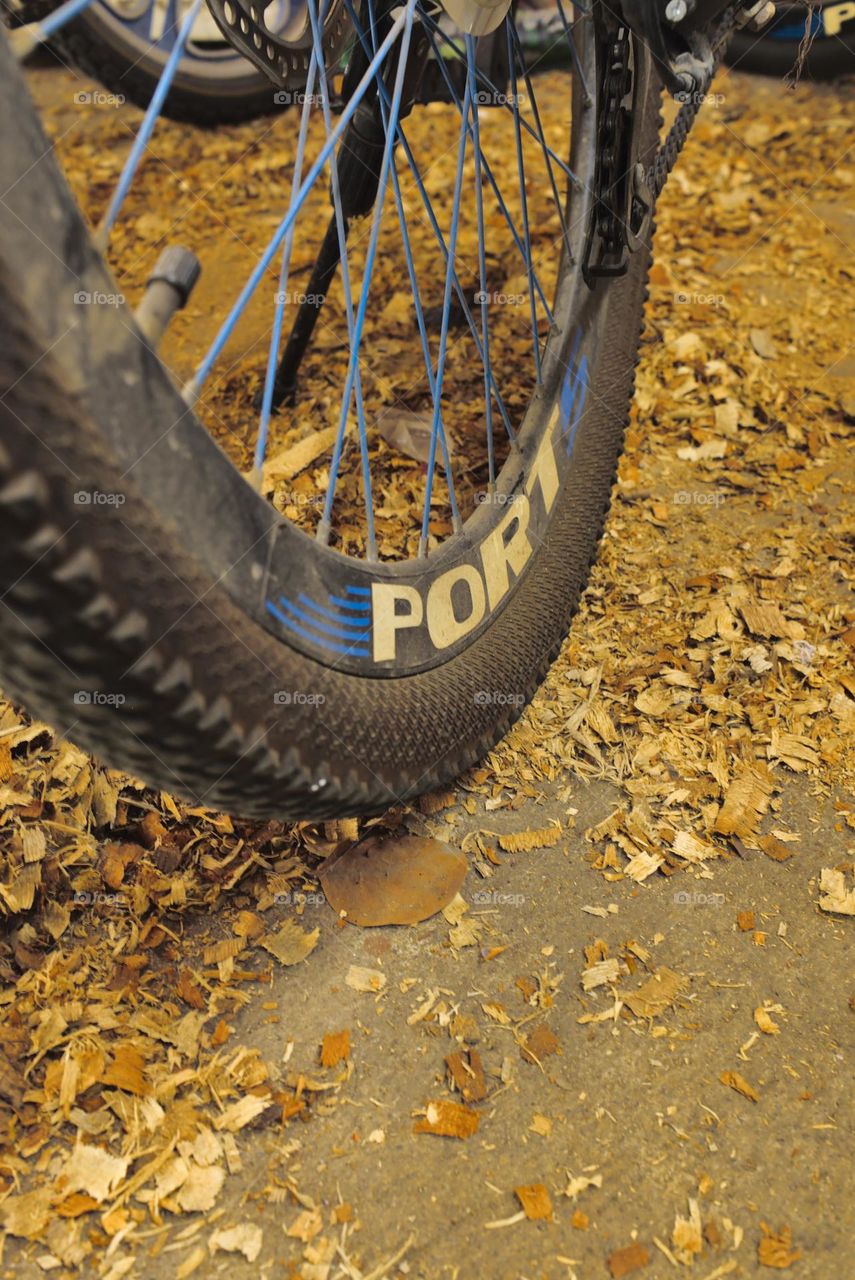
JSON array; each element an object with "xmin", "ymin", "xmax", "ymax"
[
  {"xmin": 341, "ymin": 9, "xmax": 515, "ymax": 446},
  {"xmin": 465, "ymin": 35, "xmax": 495, "ymax": 487},
  {"xmin": 506, "ymin": 16, "xmax": 542, "ymax": 382},
  {"xmin": 421, "ymin": 20, "xmax": 553, "ymax": 331},
  {"xmin": 183, "ymin": 3, "xmax": 412, "ymax": 402},
  {"xmin": 508, "ymin": 18, "xmax": 572, "ymax": 258},
  {"xmin": 417, "ymin": 8, "xmax": 578, "ymax": 188},
  {"xmin": 395, "ymin": 123, "xmax": 516, "ymax": 446},
  {"xmin": 253, "ymin": 55, "xmax": 320, "ymax": 487},
  {"xmin": 358, "ymin": 0, "xmax": 462, "ymax": 531},
  {"xmin": 95, "ymin": 0, "xmax": 204, "ymax": 249},
  {"xmin": 11, "ymin": 0, "xmax": 96, "ymax": 56},
  {"xmin": 420, "ymin": 74, "xmax": 470, "ymax": 557},
  {"xmin": 319, "ymin": 0, "xmax": 418, "ymax": 551},
  {"xmin": 307, "ymin": 0, "xmax": 376, "ymax": 558}
]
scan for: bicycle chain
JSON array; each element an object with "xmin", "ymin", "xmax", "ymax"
[
  {"xmin": 647, "ymin": 4, "xmax": 741, "ymax": 202},
  {"xmin": 594, "ymin": 25, "xmax": 634, "ymax": 263}
]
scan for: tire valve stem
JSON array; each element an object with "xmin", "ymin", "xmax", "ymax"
[{"xmin": 135, "ymin": 246, "xmax": 201, "ymax": 349}]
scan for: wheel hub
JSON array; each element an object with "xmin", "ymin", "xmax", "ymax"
[{"xmin": 437, "ymin": 0, "xmax": 511, "ymax": 36}]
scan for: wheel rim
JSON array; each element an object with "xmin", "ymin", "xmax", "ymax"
[
  {"xmin": 70, "ymin": 0, "xmax": 298, "ymax": 84},
  {"xmin": 4, "ymin": 0, "xmax": 653, "ymax": 674}
]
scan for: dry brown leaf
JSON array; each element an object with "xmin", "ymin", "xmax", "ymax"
[{"xmin": 319, "ymin": 834, "xmax": 466, "ymax": 926}]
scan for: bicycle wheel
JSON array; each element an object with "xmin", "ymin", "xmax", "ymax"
[
  {"xmin": 725, "ymin": 1, "xmax": 855, "ymax": 78},
  {"xmin": 22, "ymin": 0, "xmax": 299, "ymax": 124},
  {"xmin": 0, "ymin": 2, "xmax": 660, "ymax": 818}
]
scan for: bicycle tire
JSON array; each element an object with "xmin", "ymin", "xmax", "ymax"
[
  {"xmin": 50, "ymin": 3, "xmax": 285, "ymax": 125},
  {"xmin": 0, "ymin": 23, "xmax": 660, "ymax": 819},
  {"xmin": 725, "ymin": 3, "xmax": 855, "ymax": 78}
]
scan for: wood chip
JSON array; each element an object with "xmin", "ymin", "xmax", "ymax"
[
  {"xmin": 260, "ymin": 920, "xmax": 320, "ymax": 965},
  {"xmin": 414, "ymin": 1099, "xmax": 480, "ymax": 1139},
  {"xmin": 607, "ymin": 1241, "xmax": 651, "ymax": 1278},
  {"xmin": 623, "ymin": 967, "xmax": 687, "ymax": 1018},
  {"xmin": 758, "ymin": 1223, "xmax": 801, "ymax": 1269},
  {"xmin": 208, "ymin": 1224, "xmax": 263, "ymax": 1261},
  {"xmin": 261, "ymin": 425, "xmax": 337, "ymax": 485},
  {"xmin": 320, "ymin": 1030, "xmax": 350, "ymax": 1068},
  {"xmin": 715, "ymin": 767, "xmax": 775, "ymax": 842},
  {"xmin": 514, "ymin": 1184, "xmax": 553, "ymax": 1221},
  {"xmin": 498, "ymin": 825, "xmax": 561, "ymax": 853},
  {"xmin": 719, "ymin": 1070, "xmax": 760, "ymax": 1102},
  {"xmin": 345, "ymin": 965, "xmax": 386, "ymax": 993},
  {"xmin": 817, "ymin": 867, "xmax": 855, "ymax": 915}
]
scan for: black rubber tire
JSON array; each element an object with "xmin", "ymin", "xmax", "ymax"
[
  {"xmin": 725, "ymin": 6, "xmax": 855, "ymax": 79},
  {"xmin": 50, "ymin": 6, "xmax": 284, "ymax": 125},
  {"xmin": 0, "ymin": 27, "xmax": 660, "ymax": 819}
]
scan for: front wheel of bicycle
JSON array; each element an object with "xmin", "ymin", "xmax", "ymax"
[{"xmin": 0, "ymin": 3, "xmax": 660, "ymax": 818}]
